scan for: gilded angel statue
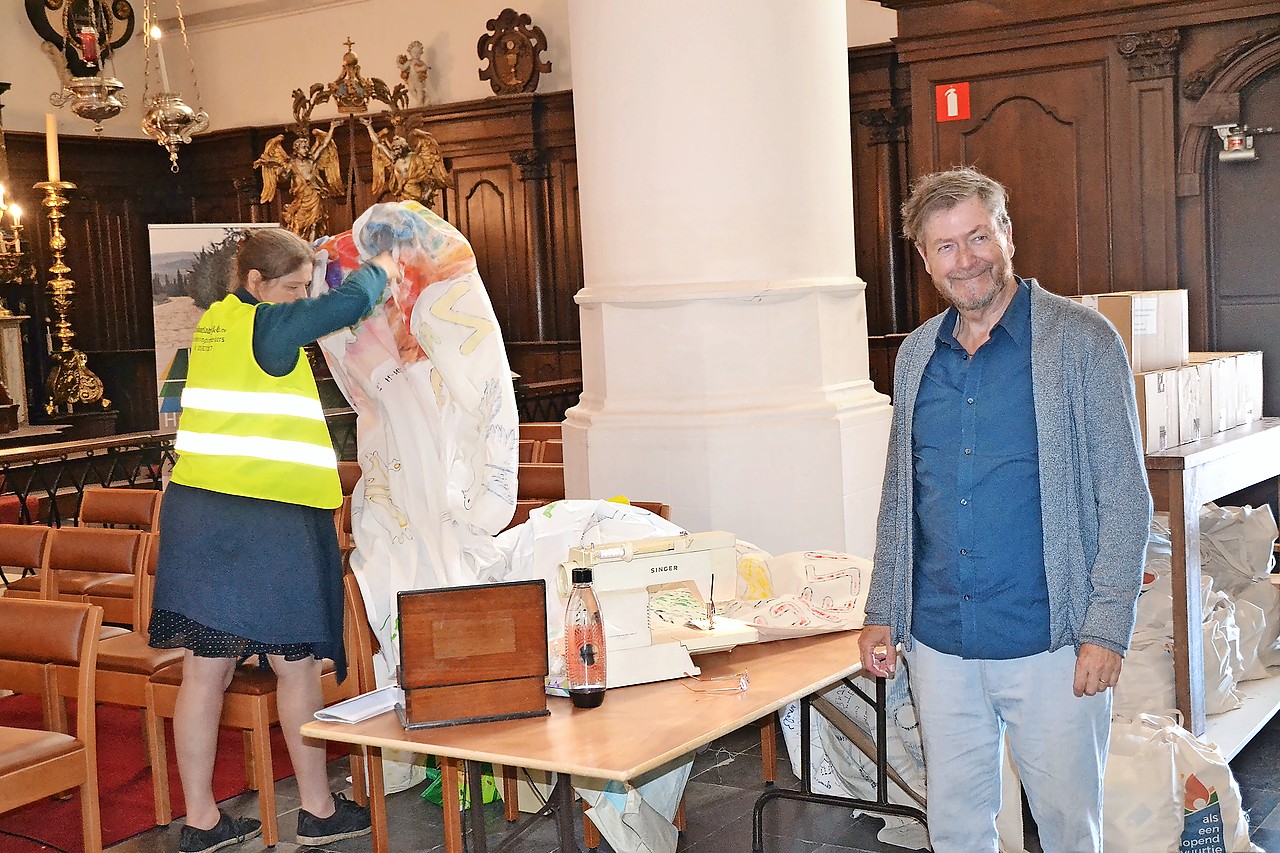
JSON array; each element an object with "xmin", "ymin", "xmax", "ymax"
[
  {"xmin": 255, "ymin": 120, "xmax": 344, "ymax": 240},
  {"xmin": 362, "ymin": 117, "xmax": 450, "ymax": 208}
]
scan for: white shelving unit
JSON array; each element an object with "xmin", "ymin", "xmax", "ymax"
[
  {"xmin": 1145, "ymin": 418, "xmax": 1280, "ymax": 745},
  {"xmin": 1204, "ymin": 668, "xmax": 1280, "ymax": 760}
]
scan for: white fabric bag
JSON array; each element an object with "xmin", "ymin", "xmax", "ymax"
[
  {"xmin": 1199, "ymin": 503, "xmax": 1278, "ymax": 597},
  {"xmin": 1202, "ymin": 618, "xmax": 1244, "ymax": 715},
  {"xmin": 1236, "ymin": 577, "xmax": 1280, "ymax": 668},
  {"xmin": 1230, "ymin": 597, "xmax": 1269, "ymax": 681},
  {"xmin": 1103, "ymin": 715, "xmax": 1182, "ymax": 853},
  {"xmin": 1166, "ymin": 725, "xmax": 1261, "ymax": 852},
  {"xmin": 1111, "ymin": 633, "xmax": 1176, "ymax": 720}
]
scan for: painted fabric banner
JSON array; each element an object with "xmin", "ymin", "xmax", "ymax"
[
  {"xmin": 148, "ymin": 223, "xmax": 278, "ymax": 429},
  {"xmin": 313, "ymin": 201, "xmax": 520, "ymax": 668}
]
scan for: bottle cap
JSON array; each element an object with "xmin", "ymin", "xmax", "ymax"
[{"xmin": 572, "ymin": 567, "xmax": 593, "ymax": 584}]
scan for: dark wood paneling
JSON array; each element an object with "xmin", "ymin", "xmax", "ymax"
[
  {"xmin": 1209, "ymin": 62, "xmax": 1280, "ymax": 415},
  {"xmin": 547, "ymin": 156, "xmax": 582, "ymax": 341},
  {"xmin": 849, "ymin": 46, "xmax": 914, "ymax": 336},
  {"xmin": 909, "ymin": 53, "xmax": 1112, "ymax": 317},
  {"xmin": 456, "ymin": 167, "xmax": 529, "ymax": 340}
]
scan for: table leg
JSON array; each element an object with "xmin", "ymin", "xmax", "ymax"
[
  {"xmin": 441, "ymin": 756, "xmax": 465, "ymax": 853},
  {"xmin": 468, "ymin": 760, "xmax": 489, "ymax": 853},
  {"xmin": 368, "ymin": 745, "xmax": 389, "ymax": 853},
  {"xmin": 752, "ymin": 677, "xmax": 927, "ymax": 853},
  {"xmin": 550, "ymin": 772, "xmax": 577, "ymax": 852}
]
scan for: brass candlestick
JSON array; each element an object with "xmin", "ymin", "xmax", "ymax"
[{"xmin": 35, "ymin": 180, "xmax": 109, "ymax": 414}]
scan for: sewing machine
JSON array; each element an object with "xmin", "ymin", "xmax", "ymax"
[{"xmin": 557, "ymin": 531, "xmax": 759, "ymax": 688}]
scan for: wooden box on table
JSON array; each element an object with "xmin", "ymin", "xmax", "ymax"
[{"xmin": 397, "ymin": 579, "xmax": 550, "ymax": 729}]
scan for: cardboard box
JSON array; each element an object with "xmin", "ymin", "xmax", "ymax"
[
  {"xmin": 1189, "ymin": 352, "xmax": 1262, "ymax": 432},
  {"xmin": 1134, "ymin": 369, "xmax": 1179, "ymax": 452},
  {"xmin": 1234, "ymin": 351, "xmax": 1263, "ymax": 426},
  {"xmin": 1095, "ymin": 291, "xmax": 1189, "ymax": 373},
  {"xmin": 1176, "ymin": 363, "xmax": 1211, "ymax": 445}
]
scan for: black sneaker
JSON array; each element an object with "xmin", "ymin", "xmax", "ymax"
[
  {"xmin": 178, "ymin": 811, "xmax": 262, "ymax": 853},
  {"xmin": 296, "ymin": 792, "xmax": 372, "ymax": 846}
]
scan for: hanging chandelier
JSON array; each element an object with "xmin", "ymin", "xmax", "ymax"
[
  {"xmin": 140, "ymin": 0, "xmax": 208, "ymax": 172},
  {"xmin": 28, "ymin": 0, "xmax": 135, "ymax": 132}
]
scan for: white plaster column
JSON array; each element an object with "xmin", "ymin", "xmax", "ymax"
[{"xmin": 564, "ymin": 1, "xmax": 892, "ymax": 556}]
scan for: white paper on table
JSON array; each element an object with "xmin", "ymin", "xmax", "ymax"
[{"xmin": 314, "ymin": 685, "xmax": 404, "ymax": 724}]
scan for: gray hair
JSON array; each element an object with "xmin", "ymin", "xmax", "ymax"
[{"xmin": 900, "ymin": 166, "xmax": 1011, "ymax": 245}]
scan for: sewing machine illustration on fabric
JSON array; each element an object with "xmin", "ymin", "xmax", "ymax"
[{"xmin": 556, "ymin": 531, "xmax": 759, "ymax": 688}]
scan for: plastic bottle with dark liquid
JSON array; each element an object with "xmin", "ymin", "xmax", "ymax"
[{"xmin": 564, "ymin": 566, "xmax": 607, "ymax": 708}]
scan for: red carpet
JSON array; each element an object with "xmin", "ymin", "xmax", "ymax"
[{"xmin": 0, "ymin": 692, "xmax": 305, "ymax": 852}]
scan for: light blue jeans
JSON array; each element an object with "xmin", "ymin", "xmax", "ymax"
[{"xmin": 905, "ymin": 639, "xmax": 1111, "ymax": 853}]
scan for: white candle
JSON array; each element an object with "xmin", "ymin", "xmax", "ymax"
[
  {"xmin": 8, "ymin": 205, "xmax": 19, "ymax": 253},
  {"xmin": 45, "ymin": 113, "xmax": 60, "ymax": 183},
  {"xmin": 152, "ymin": 27, "xmax": 172, "ymax": 92}
]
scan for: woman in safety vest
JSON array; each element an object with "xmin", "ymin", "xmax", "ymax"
[{"xmin": 149, "ymin": 227, "xmax": 399, "ymax": 853}]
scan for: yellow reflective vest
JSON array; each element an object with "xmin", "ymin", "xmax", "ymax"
[{"xmin": 171, "ymin": 295, "xmax": 341, "ymax": 509}]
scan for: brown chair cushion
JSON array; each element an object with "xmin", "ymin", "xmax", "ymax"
[
  {"xmin": 99, "ymin": 625, "xmax": 131, "ymax": 641},
  {"xmin": 57, "ymin": 571, "xmax": 133, "ymax": 597},
  {"xmin": 0, "ymin": 524, "xmax": 51, "ymax": 571},
  {"xmin": 50, "ymin": 527, "xmax": 145, "ymax": 575},
  {"xmin": 4, "ymin": 576, "xmax": 41, "ymax": 595},
  {"xmin": 0, "ymin": 727, "xmax": 81, "ymax": 774},
  {"xmin": 98, "ymin": 633, "xmax": 183, "ymax": 675},
  {"xmin": 79, "ymin": 573, "xmax": 133, "ymax": 598},
  {"xmin": 78, "ymin": 488, "xmax": 162, "ymax": 530},
  {"xmin": 0, "ymin": 599, "xmax": 93, "ymax": 664},
  {"xmin": 516, "ymin": 463, "xmax": 565, "ymax": 501}
]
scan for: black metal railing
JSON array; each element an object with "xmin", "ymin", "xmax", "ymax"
[
  {"xmin": 0, "ymin": 411, "xmax": 359, "ymax": 527},
  {"xmin": 516, "ymin": 379, "xmax": 582, "ymax": 423},
  {"xmin": 0, "ymin": 431, "xmax": 176, "ymax": 526}
]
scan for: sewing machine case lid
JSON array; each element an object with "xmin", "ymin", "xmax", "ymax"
[{"xmin": 396, "ymin": 578, "xmax": 549, "ymax": 689}]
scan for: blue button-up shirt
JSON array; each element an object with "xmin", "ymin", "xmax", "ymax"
[{"xmin": 909, "ymin": 279, "xmax": 1050, "ymax": 659}]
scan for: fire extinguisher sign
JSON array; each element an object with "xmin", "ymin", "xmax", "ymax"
[{"xmin": 935, "ymin": 82, "xmax": 971, "ymax": 122}]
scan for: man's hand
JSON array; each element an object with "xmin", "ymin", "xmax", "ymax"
[
  {"xmin": 858, "ymin": 625, "xmax": 897, "ymax": 678},
  {"xmin": 1073, "ymin": 643, "xmax": 1122, "ymax": 697}
]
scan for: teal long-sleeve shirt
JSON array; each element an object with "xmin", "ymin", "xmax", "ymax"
[{"xmin": 235, "ymin": 261, "xmax": 387, "ymax": 377}]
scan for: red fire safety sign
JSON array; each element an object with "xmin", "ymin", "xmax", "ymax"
[{"xmin": 935, "ymin": 82, "xmax": 971, "ymax": 122}]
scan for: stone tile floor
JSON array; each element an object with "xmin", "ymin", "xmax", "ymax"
[{"xmin": 103, "ymin": 710, "xmax": 1280, "ymax": 853}]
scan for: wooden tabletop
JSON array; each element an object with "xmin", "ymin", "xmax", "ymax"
[
  {"xmin": 302, "ymin": 629, "xmax": 863, "ymax": 782},
  {"xmin": 1144, "ymin": 417, "xmax": 1280, "ymax": 471}
]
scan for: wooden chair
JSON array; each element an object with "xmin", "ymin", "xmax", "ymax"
[
  {"xmin": 518, "ymin": 422, "xmax": 562, "ymax": 443},
  {"xmin": 539, "ymin": 439, "xmax": 564, "ymax": 464},
  {"xmin": 145, "ymin": 578, "xmax": 364, "ymax": 845},
  {"xmin": 337, "ymin": 460, "xmax": 363, "ymax": 497},
  {"xmin": 340, "ymin": 567, "xmax": 390, "ymax": 853},
  {"xmin": 516, "ymin": 463, "xmax": 566, "ymax": 502},
  {"xmin": 0, "ymin": 598, "xmax": 105, "ymax": 853},
  {"xmin": 78, "ymin": 487, "xmax": 163, "ymax": 531},
  {"xmin": 336, "ymin": 462, "xmax": 362, "ymax": 553},
  {"xmin": 7, "ymin": 527, "xmax": 147, "ymax": 627},
  {"xmin": 0, "ymin": 522, "xmax": 52, "ymax": 592},
  {"xmin": 83, "ymin": 533, "xmax": 184, "ymax": 824}
]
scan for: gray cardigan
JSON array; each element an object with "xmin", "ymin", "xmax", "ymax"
[{"xmin": 864, "ymin": 280, "xmax": 1153, "ymax": 656}]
